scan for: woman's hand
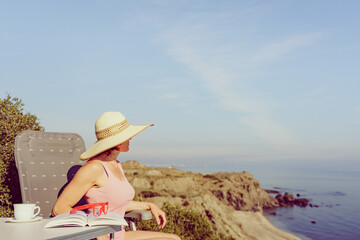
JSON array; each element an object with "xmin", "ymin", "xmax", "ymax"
[{"xmin": 148, "ymin": 202, "xmax": 167, "ymax": 230}]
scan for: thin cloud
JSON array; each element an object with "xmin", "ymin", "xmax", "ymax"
[
  {"xmin": 164, "ymin": 39, "xmax": 296, "ymax": 146},
  {"xmin": 299, "ymin": 88, "xmax": 325, "ymax": 98},
  {"xmin": 252, "ymin": 33, "xmax": 323, "ymax": 63},
  {"xmin": 239, "ymin": 114, "xmax": 298, "ymax": 146},
  {"xmin": 158, "ymin": 33, "xmax": 323, "ymax": 147},
  {"xmin": 155, "ymin": 7, "xmax": 324, "ymax": 149},
  {"xmin": 160, "ymin": 93, "xmax": 179, "ymax": 99},
  {"xmin": 294, "ymin": 88, "xmax": 327, "ymax": 104}
]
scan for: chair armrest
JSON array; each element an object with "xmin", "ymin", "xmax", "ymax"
[{"xmin": 124, "ymin": 210, "xmax": 152, "ymax": 220}]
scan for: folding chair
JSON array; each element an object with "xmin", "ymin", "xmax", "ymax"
[{"xmin": 14, "ymin": 131, "xmax": 151, "ymax": 232}]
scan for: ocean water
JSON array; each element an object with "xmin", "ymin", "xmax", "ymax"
[
  {"xmin": 257, "ymin": 167, "xmax": 360, "ymax": 240},
  {"xmin": 178, "ymin": 163, "xmax": 360, "ymax": 240}
]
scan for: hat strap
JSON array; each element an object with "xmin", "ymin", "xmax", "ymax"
[{"xmin": 96, "ymin": 119, "xmax": 130, "ymax": 141}]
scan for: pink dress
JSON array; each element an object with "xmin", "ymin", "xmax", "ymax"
[{"xmin": 85, "ymin": 160, "xmax": 135, "ymax": 240}]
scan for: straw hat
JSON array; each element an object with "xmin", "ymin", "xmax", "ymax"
[{"xmin": 80, "ymin": 112, "xmax": 154, "ymax": 160}]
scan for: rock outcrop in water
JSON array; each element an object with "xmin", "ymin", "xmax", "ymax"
[
  {"xmin": 275, "ymin": 192, "xmax": 310, "ymax": 207},
  {"xmin": 123, "ymin": 160, "xmax": 302, "ymax": 240}
]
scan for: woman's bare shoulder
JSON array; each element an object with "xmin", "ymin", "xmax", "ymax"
[{"xmin": 78, "ymin": 160, "xmax": 104, "ymax": 176}]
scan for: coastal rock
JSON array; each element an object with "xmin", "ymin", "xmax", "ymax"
[
  {"xmin": 265, "ymin": 189, "xmax": 280, "ymax": 194},
  {"xmin": 122, "ymin": 160, "xmax": 303, "ymax": 239},
  {"xmin": 130, "ymin": 178, "xmax": 151, "ymax": 189},
  {"xmin": 145, "ymin": 169, "xmax": 163, "ymax": 177},
  {"xmin": 294, "ymin": 198, "xmax": 310, "ymax": 207},
  {"xmin": 275, "ymin": 192, "xmax": 309, "ymax": 207},
  {"xmin": 309, "ymin": 203, "xmax": 319, "ymax": 208}
]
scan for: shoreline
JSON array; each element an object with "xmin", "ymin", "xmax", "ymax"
[
  {"xmin": 236, "ymin": 211, "xmax": 302, "ymax": 240},
  {"xmin": 263, "ymin": 211, "xmax": 312, "ymax": 240}
]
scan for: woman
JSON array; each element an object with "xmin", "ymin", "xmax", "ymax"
[{"xmin": 52, "ymin": 112, "xmax": 180, "ymax": 240}]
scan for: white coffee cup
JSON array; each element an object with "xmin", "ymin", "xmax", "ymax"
[{"xmin": 14, "ymin": 203, "xmax": 41, "ymax": 221}]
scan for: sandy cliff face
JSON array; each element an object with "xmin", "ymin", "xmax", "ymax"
[{"xmin": 123, "ymin": 160, "xmax": 301, "ymax": 240}]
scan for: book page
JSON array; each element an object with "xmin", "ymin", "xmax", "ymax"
[
  {"xmin": 87, "ymin": 212, "xmax": 128, "ymax": 227},
  {"xmin": 44, "ymin": 211, "xmax": 88, "ymax": 228}
]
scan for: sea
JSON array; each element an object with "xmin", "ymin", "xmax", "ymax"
[{"xmin": 176, "ymin": 161, "xmax": 360, "ymax": 240}]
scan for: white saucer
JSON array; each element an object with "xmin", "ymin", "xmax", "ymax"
[{"xmin": 6, "ymin": 216, "xmax": 43, "ymax": 223}]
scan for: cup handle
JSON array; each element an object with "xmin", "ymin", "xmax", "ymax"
[{"xmin": 33, "ymin": 206, "xmax": 41, "ymax": 218}]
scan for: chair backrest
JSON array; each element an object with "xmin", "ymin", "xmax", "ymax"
[{"xmin": 14, "ymin": 130, "xmax": 85, "ymax": 217}]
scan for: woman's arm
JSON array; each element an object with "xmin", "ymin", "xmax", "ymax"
[
  {"xmin": 126, "ymin": 201, "xmax": 167, "ymax": 229},
  {"xmin": 126, "ymin": 200, "xmax": 152, "ymax": 211},
  {"xmin": 51, "ymin": 161, "xmax": 104, "ymax": 216}
]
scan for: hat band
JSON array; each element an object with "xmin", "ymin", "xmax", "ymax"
[{"xmin": 96, "ymin": 119, "xmax": 130, "ymax": 141}]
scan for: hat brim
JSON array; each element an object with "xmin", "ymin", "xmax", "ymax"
[{"xmin": 80, "ymin": 124, "xmax": 154, "ymax": 160}]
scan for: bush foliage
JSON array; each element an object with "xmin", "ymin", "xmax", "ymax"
[
  {"xmin": 135, "ymin": 202, "xmax": 235, "ymax": 240},
  {"xmin": 0, "ymin": 94, "xmax": 44, "ymax": 217}
]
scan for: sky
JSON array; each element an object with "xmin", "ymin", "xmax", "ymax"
[{"xmin": 1, "ymin": 1, "xmax": 359, "ymax": 171}]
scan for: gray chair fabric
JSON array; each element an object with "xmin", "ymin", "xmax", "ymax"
[{"xmin": 15, "ymin": 130, "xmax": 85, "ymax": 217}]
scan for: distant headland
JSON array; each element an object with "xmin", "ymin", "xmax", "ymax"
[{"xmin": 123, "ymin": 160, "xmax": 309, "ymax": 239}]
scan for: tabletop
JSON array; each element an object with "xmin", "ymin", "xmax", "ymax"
[{"xmin": 0, "ymin": 217, "xmax": 122, "ymax": 240}]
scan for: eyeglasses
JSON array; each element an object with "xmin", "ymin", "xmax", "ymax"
[{"xmin": 70, "ymin": 202, "xmax": 109, "ymax": 217}]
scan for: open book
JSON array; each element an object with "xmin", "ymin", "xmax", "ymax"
[{"xmin": 44, "ymin": 211, "xmax": 128, "ymax": 228}]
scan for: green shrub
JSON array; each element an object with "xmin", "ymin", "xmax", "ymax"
[
  {"xmin": 0, "ymin": 94, "xmax": 44, "ymax": 217},
  {"xmin": 135, "ymin": 202, "xmax": 234, "ymax": 240}
]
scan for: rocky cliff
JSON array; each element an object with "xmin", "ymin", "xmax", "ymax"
[{"xmin": 122, "ymin": 160, "xmax": 302, "ymax": 240}]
